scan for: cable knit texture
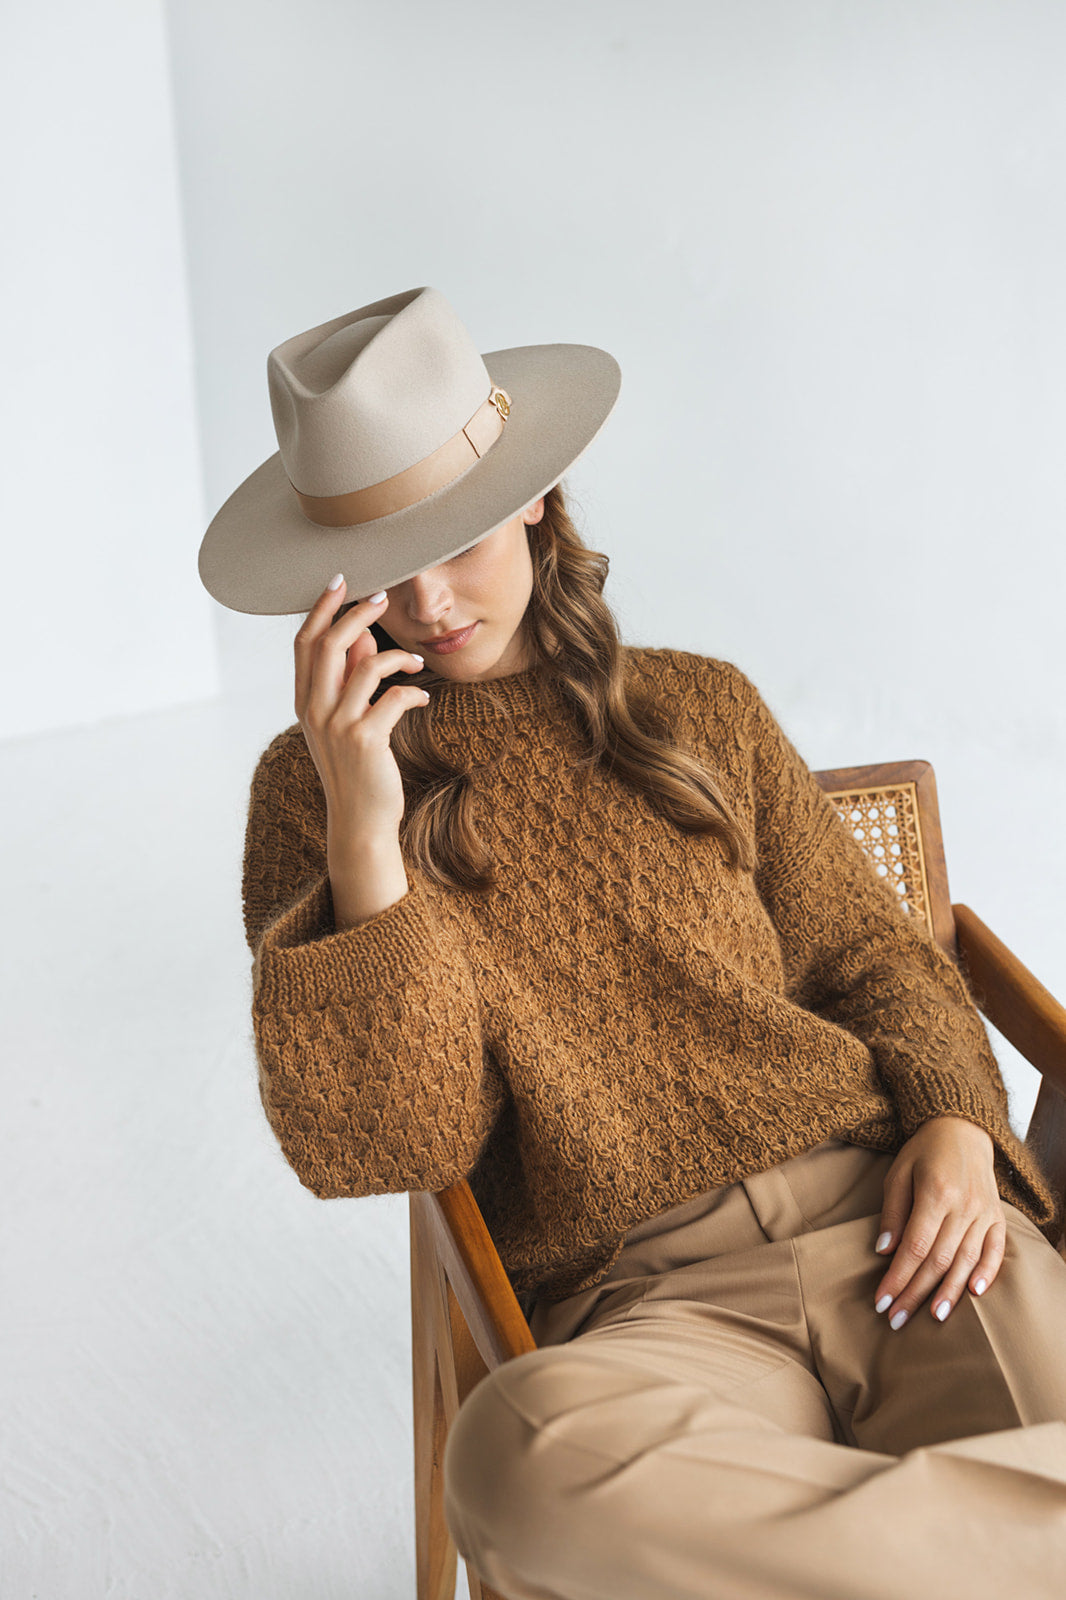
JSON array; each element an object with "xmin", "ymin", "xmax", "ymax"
[{"xmin": 241, "ymin": 647, "xmax": 1056, "ymax": 1305}]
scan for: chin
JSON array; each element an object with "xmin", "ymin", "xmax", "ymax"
[{"xmin": 436, "ymin": 654, "xmax": 488, "ymax": 682}]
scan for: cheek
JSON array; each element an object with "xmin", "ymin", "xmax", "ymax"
[{"xmin": 506, "ymin": 537, "xmax": 533, "ymax": 591}]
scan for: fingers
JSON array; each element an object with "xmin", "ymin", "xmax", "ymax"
[
  {"xmin": 965, "ymin": 1219, "xmax": 1006, "ymax": 1302},
  {"xmin": 874, "ymin": 1167, "xmax": 913, "ymax": 1260},
  {"xmin": 874, "ymin": 1203, "xmax": 967, "ymax": 1329},
  {"xmin": 925, "ymin": 1218, "xmax": 1006, "ymax": 1322},
  {"xmin": 333, "ymin": 645, "xmax": 427, "ymax": 727},
  {"xmin": 361, "ymin": 676, "xmax": 434, "ymax": 741},
  {"xmin": 880, "ymin": 1213, "xmax": 969, "ymax": 1327},
  {"xmin": 296, "ymin": 576, "xmax": 422, "ymax": 725},
  {"xmin": 874, "ymin": 1208, "xmax": 1006, "ymax": 1329},
  {"xmin": 295, "ymin": 574, "xmax": 377, "ymax": 716}
]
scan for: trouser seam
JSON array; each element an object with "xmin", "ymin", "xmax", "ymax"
[{"xmin": 788, "ymin": 1233, "xmax": 855, "ymax": 1434}]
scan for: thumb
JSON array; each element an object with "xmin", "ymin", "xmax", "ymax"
[{"xmin": 875, "ymin": 1161, "xmax": 914, "ymax": 1255}]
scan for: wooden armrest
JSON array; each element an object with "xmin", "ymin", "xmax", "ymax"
[
  {"xmin": 953, "ymin": 903, "xmax": 1066, "ymax": 1098},
  {"xmin": 426, "ymin": 1180, "xmax": 537, "ymax": 1369}
]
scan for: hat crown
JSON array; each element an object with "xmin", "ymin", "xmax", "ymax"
[{"xmin": 267, "ymin": 286, "xmax": 491, "ymax": 498}]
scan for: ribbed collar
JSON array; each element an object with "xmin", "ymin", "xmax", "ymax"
[{"xmin": 426, "ymin": 664, "xmax": 571, "ymax": 728}]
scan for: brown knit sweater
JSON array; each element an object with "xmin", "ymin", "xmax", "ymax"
[{"xmin": 241, "ymin": 646, "xmax": 1055, "ymax": 1305}]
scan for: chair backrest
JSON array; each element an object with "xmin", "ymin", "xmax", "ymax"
[{"xmin": 815, "ymin": 758, "xmax": 956, "ymax": 957}]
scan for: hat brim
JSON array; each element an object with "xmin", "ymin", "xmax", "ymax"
[{"xmin": 197, "ymin": 341, "xmax": 621, "ymax": 615}]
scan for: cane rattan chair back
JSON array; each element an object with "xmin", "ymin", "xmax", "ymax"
[{"xmin": 410, "ymin": 758, "xmax": 1066, "ymax": 1600}]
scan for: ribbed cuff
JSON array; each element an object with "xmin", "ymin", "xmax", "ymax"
[
  {"xmin": 254, "ymin": 869, "xmax": 438, "ymax": 1012},
  {"xmin": 891, "ymin": 1065, "xmax": 1008, "ymax": 1140}
]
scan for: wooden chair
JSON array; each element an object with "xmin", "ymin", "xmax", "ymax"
[{"xmin": 410, "ymin": 759, "xmax": 1066, "ymax": 1600}]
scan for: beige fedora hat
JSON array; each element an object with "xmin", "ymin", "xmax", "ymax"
[{"xmin": 197, "ymin": 285, "xmax": 622, "ymax": 615}]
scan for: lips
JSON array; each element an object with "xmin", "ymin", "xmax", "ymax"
[
  {"xmin": 420, "ymin": 625, "xmax": 472, "ymax": 644},
  {"xmin": 418, "ymin": 621, "xmax": 479, "ymax": 654}
]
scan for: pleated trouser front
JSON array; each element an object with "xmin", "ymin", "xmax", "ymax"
[{"xmin": 442, "ymin": 1138, "xmax": 1066, "ymax": 1600}]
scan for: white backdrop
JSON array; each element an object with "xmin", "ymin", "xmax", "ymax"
[
  {"xmin": 5, "ymin": 4, "xmax": 1066, "ymax": 1596},
  {"xmin": 0, "ymin": 0, "xmax": 217, "ymax": 741},
  {"xmin": 168, "ymin": 0, "xmax": 1066, "ymax": 957}
]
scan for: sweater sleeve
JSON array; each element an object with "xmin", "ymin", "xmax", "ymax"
[
  {"xmin": 240, "ymin": 728, "xmax": 506, "ymax": 1198},
  {"xmin": 728, "ymin": 667, "xmax": 1055, "ymax": 1228}
]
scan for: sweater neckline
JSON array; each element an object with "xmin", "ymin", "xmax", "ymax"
[{"xmin": 426, "ymin": 664, "xmax": 569, "ymax": 726}]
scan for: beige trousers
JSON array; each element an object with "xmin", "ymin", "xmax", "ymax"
[{"xmin": 442, "ymin": 1138, "xmax": 1066, "ymax": 1600}]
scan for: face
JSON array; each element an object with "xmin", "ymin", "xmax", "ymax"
[{"xmin": 380, "ymin": 498, "xmax": 544, "ymax": 681}]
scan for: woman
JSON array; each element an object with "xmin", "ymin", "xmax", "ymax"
[{"xmin": 202, "ymin": 286, "xmax": 1066, "ymax": 1599}]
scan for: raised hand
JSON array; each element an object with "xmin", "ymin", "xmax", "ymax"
[{"xmin": 294, "ymin": 575, "xmax": 429, "ymax": 927}]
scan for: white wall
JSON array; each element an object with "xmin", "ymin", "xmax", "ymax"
[
  {"xmin": 0, "ymin": 0, "xmax": 217, "ymax": 742},
  {"xmin": 169, "ymin": 0, "xmax": 1065, "ymax": 960},
  {"xmin": 5, "ymin": 3, "xmax": 1066, "ymax": 1596}
]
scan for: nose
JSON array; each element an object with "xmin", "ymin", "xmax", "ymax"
[{"xmin": 396, "ymin": 566, "xmax": 452, "ymax": 627}]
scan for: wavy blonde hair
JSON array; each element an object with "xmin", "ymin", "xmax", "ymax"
[{"xmin": 337, "ymin": 483, "xmax": 755, "ymax": 891}]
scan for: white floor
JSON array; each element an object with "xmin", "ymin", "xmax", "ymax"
[
  {"xmin": 2, "ymin": 687, "xmax": 1061, "ymax": 1599},
  {"xmin": 2, "ymin": 691, "xmax": 421, "ymax": 1599}
]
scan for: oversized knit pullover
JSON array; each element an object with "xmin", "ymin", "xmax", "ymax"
[{"xmin": 241, "ymin": 646, "xmax": 1055, "ymax": 1306}]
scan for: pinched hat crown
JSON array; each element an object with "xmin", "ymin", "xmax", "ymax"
[{"xmin": 267, "ymin": 286, "xmax": 507, "ymax": 517}]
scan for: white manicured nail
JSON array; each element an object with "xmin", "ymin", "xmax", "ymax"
[
  {"xmin": 327, "ymin": 572, "xmax": 344, "ymax": 590},
  {"xmin": 875, "ymin": 1294, "xmax": 893, "ymax": 1314},
  {"xmin": 369, "ymin": 589, "xmax": 387, "ymax": 603},
  {"xmin": 974, "ymin": 1278, "xmax": 988, "ymax": 1296},
  {"xmin": 875, "ymin": 1232, "xmax": 893, "ymax": 1253},
  {"xmin": 934, "ymin": 1300, "xmax": 951, "ymax": 1322},
  {"xmin": 889, "ymin": 1309, "xmax": 909, "ymax": 1330}
]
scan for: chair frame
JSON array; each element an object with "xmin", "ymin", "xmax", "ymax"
[{"xmin": 410, "ymin": 759, "xmax": 1066, "ymax": 1600}]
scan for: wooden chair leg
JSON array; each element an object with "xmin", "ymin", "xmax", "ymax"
[
  {"xmin": 413, "ymin": 1191, "xmax": 514, "ymax": 1600},
  {"xmin": 411, "ymin": 1196, "xmax": 458, "ymax": 1600}
]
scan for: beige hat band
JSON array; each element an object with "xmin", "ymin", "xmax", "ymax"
[{"xmin": 289, "ymin": 384, "xmax": 513, "ymax": 529}]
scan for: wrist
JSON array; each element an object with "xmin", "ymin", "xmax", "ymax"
[
  {"xmin": 327, "ymin": 829, "xmax": 403, "ymax": 869},
  {"xmin": 919, "ymin": 1114, "xmax": 995, "ymax": 1151},
  {"xmin": 327, "ymin": 834, "xmax": 408, "ymax": 932}
]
